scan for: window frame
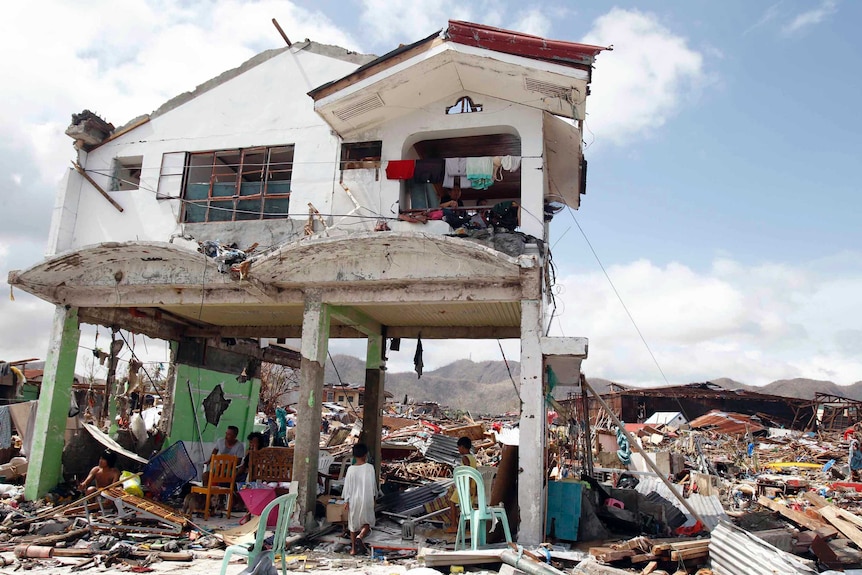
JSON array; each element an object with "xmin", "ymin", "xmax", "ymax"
[{"xmin": 180, "ymin": 145, "xmax": 294, "ymax": 223}]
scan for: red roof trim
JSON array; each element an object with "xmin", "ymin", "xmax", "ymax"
[{"xmin": 447, "ymin": 20, "xmax": 610, "ymax": 68}]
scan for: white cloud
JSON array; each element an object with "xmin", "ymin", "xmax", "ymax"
[
  {"xmin": 547, "ymin": 255, "xmax": 862, "ymax": 387},
  {"xmin": 744, "ymin": 2, "xmax": 783, "ymax": 36},
  {"xmin": 510, "ymin": 8, "xmax": 553, "ymax": 37},
  {"xmin": 581, "ymin": 9, "xmax": 705, "ymax": 146},
  {"xmin": 783, "ymin": 0, "xmax": 837, "ymax": 34},
  {"xmin": 0, "ymin": 0, "xmax": 359, "ymax": 369},
  {"xmin": 358, "ymin": 0, "xmax": 499, "ymax": 47}
]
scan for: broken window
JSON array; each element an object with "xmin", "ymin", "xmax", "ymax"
[
  {"xmin": 181, "ymin": 145, "xmax": 293, "ymax": 223},
  {"xmin": 110, "ymin": 156, "xmax": 142, "ymax": 191},
  {"xmin": 446, "ymin": 96, "xmax": 483, "ymax": 115},
  {"xmin": 340, "ymin": 141, "xmax": 382, "ymax": 170}
]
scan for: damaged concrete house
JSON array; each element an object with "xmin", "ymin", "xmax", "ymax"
[{"xmin": 8, "ymin": 21, "xmax": 608, "ymax": 543}]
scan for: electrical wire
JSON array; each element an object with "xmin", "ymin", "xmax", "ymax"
[
  {"xmin": 566, "ymin": 207, "xmax": 672, "ymax": 388},
  {"xmin": 327, "ymin": 351, "xmax": 362, "ymax": 420},
  {"xmin": 497, "ymin": 340, "xmax": 522, "ymax": 408}
]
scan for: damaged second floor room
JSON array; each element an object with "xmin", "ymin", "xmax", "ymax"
[{"xmin": 54, "ymin": 21, "xmax": 607, "ymax": 254}]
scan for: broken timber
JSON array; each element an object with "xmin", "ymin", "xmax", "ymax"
[{"xmin": 72, "ymin": 161, "xmax": 124, "ymax": 213}]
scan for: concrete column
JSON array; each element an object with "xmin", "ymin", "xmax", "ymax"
[
  {"xmin": 293, "ymin": 293, "xmax": 330, "ymax": 528},
  {"xmin": 25, "ymin": 306, "xmax": 81, "ymax": 500},
  {"xmin": 360, "ymin": 335, "xmax": 385, "ymax": 478},
  {"xmin": 518, "ymin": 281, "xmax": 546, "ymax": 544}
]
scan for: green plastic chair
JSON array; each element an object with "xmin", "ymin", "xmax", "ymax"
[
  {"xmin": 453, "ymin": 466, "xmax": 512, "ymax": 550},
  {"xmin": 220, "ymin": 492, "xmax": 297, "ymax": 575}
]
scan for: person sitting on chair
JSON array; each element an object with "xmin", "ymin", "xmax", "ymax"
[{"xmin": 79, "ymin": 450, "xmax": 121, "ymax": 494}]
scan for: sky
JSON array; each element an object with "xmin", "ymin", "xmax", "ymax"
[{"xmin": 1, "ymin": 0, "xmax": 861, "ymax": 389}]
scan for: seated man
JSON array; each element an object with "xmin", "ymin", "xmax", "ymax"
[
  {"xmin": 440, "ymin": 186, "xmax": 471, "ymax": 230},
  {"xmin": 202, "ymin": 425, "xmax": 245, "ymax": 484},
  {"xmin": 79, "ymin": 450, "xmax": 121, "ymax": 494}
]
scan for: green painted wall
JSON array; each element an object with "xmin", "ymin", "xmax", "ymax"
[{"xmin": 166, "ymin": 363, "xmax": 261, "ymax": 446}]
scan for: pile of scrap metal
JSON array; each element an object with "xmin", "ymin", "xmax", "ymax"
[{"xmin": 554, "ymin": 406, "xmax": 862, "ymax": 573}]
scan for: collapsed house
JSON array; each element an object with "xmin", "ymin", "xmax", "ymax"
[
  {"xmin": 581, "ymin": 382, "xmax": 818, "ymax": 431},
  {"xmin": 8, "ymin": 20, "xmax": 609, "ymax": 544}
]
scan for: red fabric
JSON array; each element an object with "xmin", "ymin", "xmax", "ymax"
[{"xmin": 385, "ymin": 160, "xmax": 415, "ymax": 180}]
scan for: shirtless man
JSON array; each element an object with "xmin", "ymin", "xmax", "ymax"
[{"xmin": 79, "ymin": 450, "xmax": 121, "ymax": 494}]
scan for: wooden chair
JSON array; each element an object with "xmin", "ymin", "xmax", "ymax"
[
  {"xmin": 192, "ymin": 454, "xmax": 238, "ymax": 520},
  {"xmin": 453, "ymin": 466, "xmax": 512, "ymax": 550},
  {"xmin": 248, "ymin": 447, "xmax": 293, "ymax": 484},
  {"xmin": 220, "ymin": 492, "xmax": 297, "ymax": 575}
]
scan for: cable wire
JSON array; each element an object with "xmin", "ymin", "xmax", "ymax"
[{"xmin": 567, "ymin": 208, "xmax": 672, "ymax": 388}]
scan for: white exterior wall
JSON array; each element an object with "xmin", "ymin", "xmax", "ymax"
[
  {"xmin": 344, "ymin": 90, "xmax": 546, "ymax": 239},
  {"xmin": 50, "ymin": 47, "xmax": 363, "ymax": 254},
  {"xmin": 51, "ymin": 50, "xmax": 554, "ymax": 254}
]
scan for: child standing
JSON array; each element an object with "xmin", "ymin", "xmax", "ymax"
[{"xmin": 342, "ymin": 443, "xmax": 377, "ymax": 555}]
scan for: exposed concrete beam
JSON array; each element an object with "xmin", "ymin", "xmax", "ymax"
[
  {"xmin": 205, "ymin": 338, "xmax": 301, "ymax": 368},
  {"xmin": 239, "ymin": 277, "xmax": 281, "ymax": 302},
  {"xmin": 183, "ymin": 324, "xmax": 521, "ymax": 339},
  {"xmin": 78, "ymin": 307, "xmax": 183, "ymax": 342},
  {"xmin": 184, "ymin": 325, "xmax": 366, "ymax": 339},
  {"xmin": 45, "ymin": 281, "xmax": 520, "ymax": 308},
  {"xmin": 329, "ymin": 305, "xmax": 382, "ymax": 336},
  {"xmin": 320, "ymin": 282, "xmax": 522, "ymax": 304}
]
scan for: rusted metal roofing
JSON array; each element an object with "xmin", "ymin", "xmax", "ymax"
[
  {"xmin": 688, "ymin": 410, "xmax": 764, "ymax": 436},
  {"xmin": 446, "ymin": 20, "xmax": 609, "ymax": 69}
]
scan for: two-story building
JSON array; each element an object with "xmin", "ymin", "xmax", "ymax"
[{"xmin": 9, "ymin": 20, "xmax": 606, "ymax": 543}]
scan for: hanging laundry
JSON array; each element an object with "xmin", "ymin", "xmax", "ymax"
[
  {"xmin": 412, "ymin": 159, "xmax": 445, "ymax": 184},
  {"xmin": 126, "ymin": 358, "xmax": 143, "ymax": 395},
  {"xmin": 9, "ymin": 366, "xmax": 26, "ymax": 396},
  {"xmin": 385, "ymin": 159, "xmax": 415, "ymax": 180},
  {"xmin": 413, "ymin": 335, "xmax": 424, "ymax": 379},
  {"xmin": 466, "ymin": 157, "xmax": 494, "ymax": 190},
  {"xmin": 501, "ymin": 155, "xmax": 521, "ymax": 172},
  {"xmin": 442, "ymin": 158, "xmax": 473, "ymax": 189},
  {"xmin": 0, "ymin": 363, "xmax": 9, "ymax": 377}
]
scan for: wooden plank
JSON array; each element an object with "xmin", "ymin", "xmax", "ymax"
[
  {"xmin": 595, "ymin": 550, "xmax": 635, "ymax": 563},
  {"xmin": 819, "ymin": 506, "xmax": 862, "ymax": 549},
  {"xmin": 802, "ymin": 491, "xmax": 830, "ymax": 509},
  {"xmin": 640, "ymin": 561, "xmax": 658, "ymax": 575},
  {"xmin": 758, "ymin": 496, "xmax": 828, "ymax": 530},
  {"xmin": 670, "ymin": 548, "xmax": 709, "ymax": 561},
  {"xmin": 629, "ymin": 553, "xmax": 658, "ymax": 563},
  {"xmin": 72, "ymin": 161, "xmax": 124, "ymax": 213}
]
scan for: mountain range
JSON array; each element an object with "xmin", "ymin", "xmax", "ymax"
[{"xmin": 323, "ymin": 355, "xmax": 862, "ymax": 415}]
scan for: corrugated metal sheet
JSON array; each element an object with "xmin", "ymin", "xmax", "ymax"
[
  {"xmin": 634, "ymin": 475, "xmax": 729, "ymax": 530},
  {"xmin": 711, "ymin": 521, "xmax": 817, "ymax": 575},
  {"xmin": 376, "ymin": 481, "xmax": 452, "ymax": 514},
  {"xmin": 424, "ymin": 434, "xmax": 461, "ymax": 465},
  {"xmin": 642, "ymin": 491, "xmax": 687, "ymax": 529},
  {"xmin": 689, "ymin": 410, "xmax": 765, "ymax": 435}
]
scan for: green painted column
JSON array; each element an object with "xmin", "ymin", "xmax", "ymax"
[
  {"xmin": 360, "ymin": 335, "xmax": 385, "ymax": 479},
  {"xmin": 25, "ymin": 306, "xmax": 81, "ymax": 500}
]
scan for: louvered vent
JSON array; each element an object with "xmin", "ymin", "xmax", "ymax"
[
  {"xmin": 524, "ymin": 78, "xmax": 572, "ymax": 101},
  {"xmin": 333, "ymin": 94, "xmax": 385, "ymax": 121}
]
